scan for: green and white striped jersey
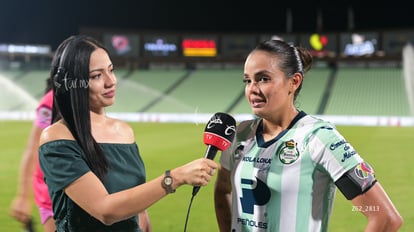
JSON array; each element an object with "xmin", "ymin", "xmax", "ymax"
[{"xmin": 219, "ymin": 112, "xmax": 363, "ymax": 232}]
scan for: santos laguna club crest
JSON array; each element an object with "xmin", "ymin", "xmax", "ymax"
[{"xmin": 278, "ymin": 139, "xmax": 299, "ymax": 164}]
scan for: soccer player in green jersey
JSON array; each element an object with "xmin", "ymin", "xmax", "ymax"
[{"xmin": 214, "ymin": 39, "xmax": 403, "ymax": 232}]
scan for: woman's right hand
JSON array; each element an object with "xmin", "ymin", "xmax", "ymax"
[{"xmin": 171, "ymin": 158, "xmax": 218, "ymax": 189}]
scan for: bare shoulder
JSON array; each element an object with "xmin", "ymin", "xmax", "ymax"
[
  {"xmin": 108, "ymin": 117, "xmax": 135, "ymax": 142},
  {"xmin": 39, "ymin": 121, "xmax": 74, "ymax": 145},
  {"xmin": 110, "ymin": 117, "xmax": 133, "ymax": 133}
]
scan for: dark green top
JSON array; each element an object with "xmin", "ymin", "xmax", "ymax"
[{"xmin": 39, "ymin": 139, "xmax": 146, "ymax": 232}]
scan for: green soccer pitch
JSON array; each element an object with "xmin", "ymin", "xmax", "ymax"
[{"xmin": 1, "ymin": 121, "xmax": 412, "ymax": 231}]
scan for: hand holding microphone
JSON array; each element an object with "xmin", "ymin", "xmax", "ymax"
[
  {"xmin": 192, "ymin": 112, "xmax": 236, "ymax": 196},
  {"xmin": 183, "ymin": 112, "xmax": 236, "ymax": 232}
]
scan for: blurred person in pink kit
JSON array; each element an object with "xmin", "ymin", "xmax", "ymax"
[{"xmin": 10, "ymin": 77, "xmax": 56, "ymax": 232}]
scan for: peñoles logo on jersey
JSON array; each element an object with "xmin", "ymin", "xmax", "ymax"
[{"xmin": 278, "ymin": 139, "xmax": 299, "ymax": 164}]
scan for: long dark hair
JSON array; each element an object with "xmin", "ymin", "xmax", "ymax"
[{"xmin": 50, "ymin": 35, "xmax": 109, "ymax": 181}]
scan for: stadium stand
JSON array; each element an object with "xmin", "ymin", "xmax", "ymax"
[
  {"xmin": 1, "ymin": 65, "xmax": 411, "ymax": 117},
  {"xmin": 107, "ymin": 68, "xmax": 248, "ymax": 114},
  {"xmin": 0, "ymin": 70, "xmax": 41, "ymax": 111},
  {"xmin": 296, "ymin": 67, "xmax": 332, "ymax": 115},
  {"xmin": 107, "ymin": 69, "xmax": 189, "ymax": 112},
  {"xmin": 324, "ymin": 67, "xmax": 410, "ymax": 116}
]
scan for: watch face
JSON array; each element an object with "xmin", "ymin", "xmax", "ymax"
[
  {"xmin": 165, "ymin": 177, "xmax": 173, "ymax": 185},
  {"xmin": 163, "ymin": 170, "xmax": 175, "ymax": 193}
]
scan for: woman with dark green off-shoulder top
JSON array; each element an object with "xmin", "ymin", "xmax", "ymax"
[{"xmin": 38, "ymin": 35, "xmax": 218, "ymax": 232}]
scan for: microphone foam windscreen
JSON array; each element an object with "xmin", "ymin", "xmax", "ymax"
[{"xmin": 203, "ymin": 112, "xmax": 236, "ymax": 151}]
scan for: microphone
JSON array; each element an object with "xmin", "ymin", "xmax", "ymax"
[{"xmin": 192, "ymin": 112, "xmax": 236, "ymax": 196}]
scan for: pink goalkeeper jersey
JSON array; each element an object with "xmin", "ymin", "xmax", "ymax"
[{"xmin": 33, "ymin": 90, "xmax": 53, "ymax": 209}]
